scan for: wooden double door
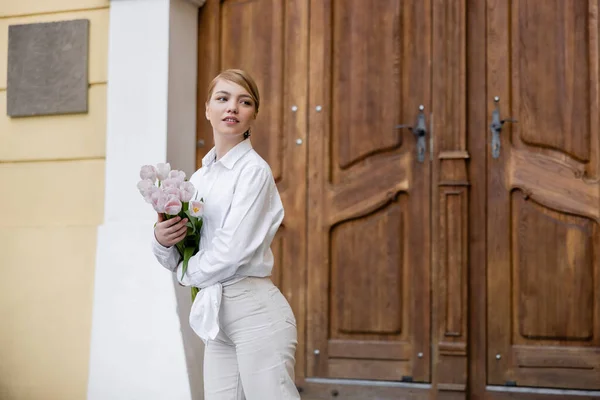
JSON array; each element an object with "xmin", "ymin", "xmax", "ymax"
[{"xmin": 196, "ymin": 0, "xmax": 600, "ymax": 398}]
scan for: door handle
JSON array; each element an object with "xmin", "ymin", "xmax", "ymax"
[
  {"xmin": 396, "ymin": 105, "xmax": 427, "ymax": 163},
  {"xmin": 490, "ymin": 97, "xmax": 517, "ymax": 158}
]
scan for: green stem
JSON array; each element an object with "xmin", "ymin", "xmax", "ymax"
[
  {"xmin": 180, "ymin": 246, "xmax": 196, "ymax": 281},
  {"xmin": 191, "ymin": 287, "xmax": 199, "ymax": 302}
]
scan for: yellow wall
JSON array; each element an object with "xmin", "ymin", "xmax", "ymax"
[{"xmin": 0, "ymin": 1, "xmax": 109, "ymax": 399}]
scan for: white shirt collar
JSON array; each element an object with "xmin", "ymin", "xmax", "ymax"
[{"xmin": 202, "ymin": 139, "xmax": 253, "ymax": 170}]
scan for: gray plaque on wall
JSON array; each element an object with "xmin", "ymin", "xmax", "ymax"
[{"xmin": 7, "ymin": 19, "xmax": 89, "ymax": 117}]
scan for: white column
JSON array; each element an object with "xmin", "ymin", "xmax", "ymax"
[{"xmin": 88, "ymin": 0, "xmax": 201, "ymax": 399}]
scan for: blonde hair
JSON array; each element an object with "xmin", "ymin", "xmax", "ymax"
[{"xmin": 206, "ymin": 69, "xmax": 260, "ymax": 116}]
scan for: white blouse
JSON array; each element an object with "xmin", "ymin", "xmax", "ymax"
[{"xmin": 151, "ymin": 139, "xmax": 284, "ymax": 341}]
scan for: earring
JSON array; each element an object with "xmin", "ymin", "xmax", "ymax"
[{"xmin": 244, "ymin": 128, "xmax": 251, "ymax": 139}]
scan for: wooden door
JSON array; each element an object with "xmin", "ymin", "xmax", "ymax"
[
  {"xmin": 486, "ymin": 0, "xmax": 600, "ymax": 390},
  {"xmin": 307, "ymin": 0, "xmax": 432, "ymax": 384},
  {"xmin": 196, "ymin": 0, "xmax": 309, "ymax": 378}
]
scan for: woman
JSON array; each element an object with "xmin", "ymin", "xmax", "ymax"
[{"xmin": 151, "ymin": 69, "xmax": 300, "ymax": 399}]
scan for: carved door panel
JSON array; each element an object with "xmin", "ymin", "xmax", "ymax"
[
  {"xmin": 307, "ymin": 0, "xmax": 432, "ymax": 382},
  {"xmin": 196, "ymin": 0, "xmax": 309, "ymax": 378},
  {"xmin": 486, "ymin": 0, "xmax": 600, "ymax": 389}
]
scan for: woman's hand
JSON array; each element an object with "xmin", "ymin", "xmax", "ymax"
[{"xmin": 155, "ymin": 213, "xmax": 188, "ymax": 248}]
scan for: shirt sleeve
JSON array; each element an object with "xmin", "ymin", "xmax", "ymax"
[
  {"xmin": 177, "ymin": 166, "xmax": 279, "ymax": 288},
  {"xmin": 151, "ymin": 231, "xmax": 181, "ymax": 272}
]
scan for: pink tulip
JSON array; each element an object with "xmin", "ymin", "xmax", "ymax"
[
  {"xmin": 189, "ymin": 200, "xmax": 204, "ymax": 218},
  {"xmin": 151, "ymin": 191, "xmax": 168, "ymax": 213},
  {"xmin": 143, "ymin": 185, "xmax": 159, "ymax": 203},
  {"xmin": 156, "ymin": 163, "xmax": 171, "ymax": 181},
  {"xmin": 137, "ymin": 179, "xmax": 155, "ymax": 197},
  {"xmin": 140, "ymin": 165, "xmax": 157, "ymax": 182},
  {"xmin": 165, "ymin": 196, "xmax": 182, "ymax": 215},
  {"xmin": 168, "ymin": 170, "xmax": 186, "ymax": 184},
  {"xmin": 161, "ymin": 178, "xmax": 179, "ymax": 189},
  {"xmin": 163, "ymin": 186, "xmax": 181, "ymax": 199},
  {"xmin": 179, "ymin": 181, "xmax": 195, "ymax": 202}
]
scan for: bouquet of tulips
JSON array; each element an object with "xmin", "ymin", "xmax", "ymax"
[{"xmin": 137, "ymin": 163, "xmax": 203, "ymax": 300}]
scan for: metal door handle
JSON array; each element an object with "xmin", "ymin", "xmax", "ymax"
[
  {"xmin": 490, "ymin": 97, "xmax": 517, "ymax": 158},
  {"xmin": 396, "ymin": 105, "xmax": 427, "ymax": 163}
]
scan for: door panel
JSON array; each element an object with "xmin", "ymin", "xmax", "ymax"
[
  {"xmin": 197, "ymin": 0, "xmax": 285, "ymax": 171},
  {"xmin": 307, "ymin": 0, "xmax": 432, "ymax": 382},
  {"xmin": 196, "ymin": 0, "xmax": 309, "ymax": 380},
  {"xmin": 430, "ymin": 0, "xmax": 470, "ymax": 394},
  {"xmin": 219, "ymin": 0, "xmax": 284, "ymax": 179},
  {"xmin": 486, "ymin": 0, "xmax": 600, "ymax": 389}
]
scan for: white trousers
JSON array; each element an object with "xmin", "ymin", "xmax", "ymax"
[{"xmin": 203, "ymin": 277, "xmax": 300, "ymax": 400}]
